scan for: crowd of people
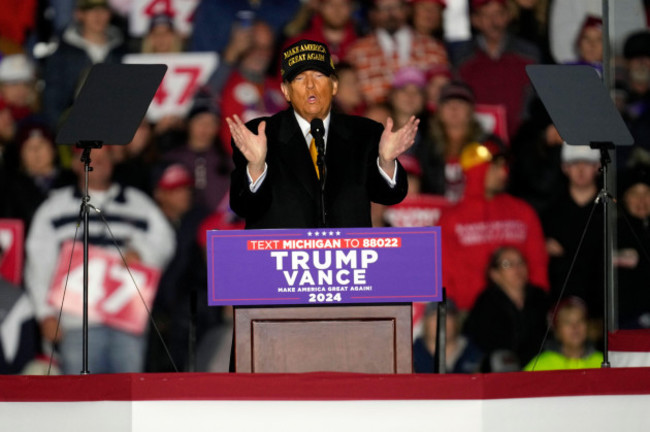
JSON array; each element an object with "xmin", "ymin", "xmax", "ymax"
[{"xmin": 0, "ymin": 0, "xmax": 649, "ymax": 374}]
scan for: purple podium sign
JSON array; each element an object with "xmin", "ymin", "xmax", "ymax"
[{"xmin": 207, "ymin": 227, "xmax": 442, "ymax": 306}]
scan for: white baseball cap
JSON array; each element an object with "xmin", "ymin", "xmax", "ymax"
[
  {"xmin": 0, "ymin": 54, "xmax": 35, "ymax": 83},
  {"xmin": 561, "ymin": 142, "xmax": 601, "ymax": 164}
]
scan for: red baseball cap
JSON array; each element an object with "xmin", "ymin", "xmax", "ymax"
[
  {"xmin": 157, "ymin": 164, "xmax": 193, "ymax": 190},
  {"xmin": 471, "ymin": 0, "xmax": 506, "ymax": 10}
]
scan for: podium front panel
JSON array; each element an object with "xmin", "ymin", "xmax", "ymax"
[{"xmin": 235, "ymin": 305, "xmax": 412, "ymax": 373}]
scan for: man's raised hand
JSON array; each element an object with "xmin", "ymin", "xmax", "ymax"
[
  {"xmin": 378, "ymin": 115, "xmax": 420, "ymax": 177},
  {"xmin": 226, "ymin": 114, "xmax": 267, "ymax": 180}
]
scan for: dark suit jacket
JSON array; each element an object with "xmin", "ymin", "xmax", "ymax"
[{"xmin": 230, "ymin": 108, "xmax": 408, "ymax": 229}]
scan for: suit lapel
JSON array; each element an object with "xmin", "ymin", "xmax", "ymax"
[
  {"xmin": 325, "ymin": 112, "xmax": 355, "ymax": 194},
  {"xmin": 276, "ymin": 109, "xmax": 320, "ymax": 199}
]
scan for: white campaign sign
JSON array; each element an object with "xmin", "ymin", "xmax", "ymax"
[
  {"xmin": 128, "ymin": 0, "xmax": 200, "ymax": 37},
  {"xmin": 123, "ymin": 52, "xmax": 218, "ymax": 121}
]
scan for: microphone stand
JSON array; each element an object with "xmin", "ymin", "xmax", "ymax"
[
  {"xmin": 311, "ymin": 119, "xmax": 327, "ymax": 227},
  {"xmin": 316, "ymin": 139, "xmax": 327, "ymax": 227}
]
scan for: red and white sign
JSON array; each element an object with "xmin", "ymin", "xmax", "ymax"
[
  {"xmin": 128, "ymin": 0, "xmax": 199, "ymax": 37},
  {"xmin": 475, "ymin": 104, "xmax": 509, "ymax": 145},
  {"xmin": 0, "ymin": 219, "xmax": 24, "ymax": 285},
  {"xmin": 123, "ymin": 52, "xmax": 218, "ymax": 122},
  {"xmin": 383, "ymin": 194, "xmax": 451, "ymax": 228},
  {"xmin": 47, "ymin": 242, "xmax": 161, "ymax": 335}
]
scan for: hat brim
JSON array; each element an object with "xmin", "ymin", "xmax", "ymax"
[
  {"xmin": 283, "ymin": 63, "xmax": 334, "ymax": 83},
  {"xmin": 440, "ymin": 92, "xmax": 474, "ymax": 104}
]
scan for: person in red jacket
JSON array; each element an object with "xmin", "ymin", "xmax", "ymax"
[{"xmin": 438, "ymin": 141, "xmax": 549, "ymax": 311}]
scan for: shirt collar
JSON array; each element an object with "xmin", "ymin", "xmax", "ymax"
[
  {"xmin": 376, "ymin": 27, "xmax": 412, "ymax": 64},
  {"xmin": 477, "ymin": 34, "xmax": 508, "ymax": 59},
  {"xmin": 293, "ymin": 111, "xmax": 331, "ymax": 148}
]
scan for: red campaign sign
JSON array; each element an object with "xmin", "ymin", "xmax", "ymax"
[
  {"xmin": 0, "ymin": 219, "xmax": 24, "ymax": 285},
  {"xmin": 47, "ymin": 242, "xmax": 161, "ymax": 335},
  {"xmin": 383, "ymin": 194, "xmax": 451, "ymax": 228}
]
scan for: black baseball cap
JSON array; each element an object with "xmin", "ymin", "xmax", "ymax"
[{"xmin": 280, "ymin": 39, "xmax": 336, "ymax": 82}]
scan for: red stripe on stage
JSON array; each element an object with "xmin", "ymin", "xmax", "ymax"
[
  {"xmin": 1, "ymin": 368, "xmax": 650, "ymax": 402},
  {"xmin": 609, "ymin": 330, "xmax": 650, "ymax": 352}
]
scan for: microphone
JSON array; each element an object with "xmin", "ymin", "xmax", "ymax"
[
  {"xmin": 310, "ymin": 118, "xmax": 325, "ymax": 152},
  {"xmin": 310, "ymin": 118, "xmax": 326, "ymax": 178}
]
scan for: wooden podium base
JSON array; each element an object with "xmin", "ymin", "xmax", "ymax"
[{"xmin": 234, "ymin": 304, "xmax": 412, "ymax": 373}]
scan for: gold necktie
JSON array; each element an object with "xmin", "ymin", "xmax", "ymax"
[{"xmin": 309, "ymin": 137, "xmax": 319, "ymax": 179}]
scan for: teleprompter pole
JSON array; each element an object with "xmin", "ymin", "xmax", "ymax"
[
  {"xmin": 593, "ymin": 142, "xmax": 613, "ymax": 368},
  {"xmin": 78, "ymin": 141, "xmax": 103, "ymax": 375}
]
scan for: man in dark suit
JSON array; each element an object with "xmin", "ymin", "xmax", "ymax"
[{"xmin": 227, "ymin": 39, "xmax": 419, "ymax": 228}]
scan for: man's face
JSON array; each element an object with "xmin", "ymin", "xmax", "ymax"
[
  {"xmin": 411, "ymin": 0, "xmax": 444, "ymax": 35},
  {"xmin": 320, "ymin": 0, "xmax": 353, "ymax": 30},
  {"xmin": 578, "ymin": 26, "xmax": 603, "ymax": 64},
  {"xmin": 73, "ymin": 146, "xmax": 114, "ymax": 190},
  {"xmin": 472, "ymin": 1, "xmax": 510, "ymax": 43},
  {"xmin": 628, "ymin": 56, "xmax": 650, "ymax": 88},
  {"xmin": 78, "ymin": 7, "xmax": 111, "ymax": 35},
  {"xmin": 0, "ymin": 82, "xmax": 32, "ymax": 106},
  {"xmin": 155, "ymin": 186, "xmax": 193, "ymax": 221},
  {"xmin": 373, "ymin": 0, "xmax": 407, "ymax": 34},
  {"xmin": 241, "ymin": 22, "xmax": 275, "ymax": 76},
  {"xmin": 562, "ymin": 161, "xmax": 599, "ymax": 189},
  {"xmin": 281, "ymin": 70, "xmax": 338, "ymax": 122}
]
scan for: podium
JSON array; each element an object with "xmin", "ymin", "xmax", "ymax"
[
  {"xmin": 207, "ymin": 227, "xmax": 442, "ymax": 374},
  {"xmin": 234, "ymin": 304, "xmax": 412, "ymax": 373}
]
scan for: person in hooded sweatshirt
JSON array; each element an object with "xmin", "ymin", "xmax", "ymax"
[
  {"xmin": 42, "ymin": 0, "xmax": 125, "ymax": 129},
  {"xmin": 437, "ymin": 141, "xmax": 549, "ymax": 312}
]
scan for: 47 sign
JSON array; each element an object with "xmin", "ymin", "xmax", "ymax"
[
  {"xmin": 48, "ymin": 242, "xmax": 161, "ymax": 335},
  {"xmin": 123, "ymin": 52, "xmax": 218, "ymax": 122}
]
